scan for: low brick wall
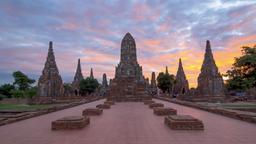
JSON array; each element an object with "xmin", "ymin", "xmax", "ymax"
[
  {"xmin": 165, "ymin": 115, "xmax": 204, "ymax": 130},
  {"xmin": 143, "ymin": 100, "xmax": 155, "ymax": 105},
  {"xmin": 82, "ymin": 108, "xmax": 103, "ymax": 116},
  {"xmin": 154, "ymin": 96, "xmax": 256, "ymax": 124},
  {"xmin": 0, "ymin": 96, "xmax": 104, "ymax": 126},
  {"xmin": 0, "ymin": 98, "xmax": 28, "ymax": 104},
  {"xmin": 52, "ymin": 116, "xmax": 90, "ymax": 130},
  {"xmin": 149, "ymin": 103, "xmax": 164, "ymax": 109},
  {"xmin": 104, "ymin": 101, "xmax": 115, "ymax": 105},
  {"xmin": 96, "ymin": 104, "xmax": 111, "ymax": 109},
  {"xmin": 153, "ymin": 107, "xmax": 177, "ymax": 116}
]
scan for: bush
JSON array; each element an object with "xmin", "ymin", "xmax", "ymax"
[
  {"xmin": 0, "ymin": 84, "xmax": 15, "ymax": 98},
  {"xmin": 24, "ymin": 88, "xmax": 37, "ymax": 99},
  {"xmin": 10, "ymin": 89, "xmax": 25, "ymax": 99},
  {"xmin": 0, "ymin": 94, "xmax": 4, "ymax": 101},
  {"xmin": 80, "ymin": 77, "xmax": 99, "ymax": 95},
  {"xmin": 157, "ymin": 72, "xmax": 175, "ymax": 93}
]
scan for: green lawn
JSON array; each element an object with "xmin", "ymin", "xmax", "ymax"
[
  {"xmin": 0, "ymin": 104, "xmax": 50, "ymax": 111},
  {"xmin": 219, "ymin": 103, "xmax": 256, "ymax": 110}
]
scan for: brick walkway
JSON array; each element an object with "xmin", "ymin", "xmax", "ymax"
[{"xmin": 0, "ymin": 99, "xmax": 255, "ymax": 144}]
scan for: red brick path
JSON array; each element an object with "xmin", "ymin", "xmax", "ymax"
[{"xmin": 0, "ymin": 99, "xmax": 255, "ymax": 144}]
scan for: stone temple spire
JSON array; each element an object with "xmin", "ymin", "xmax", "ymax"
[
  {"xmin": 201, "ymin": 40, "xmax": 219, "ymax": 75},
  {"xmin": 165, "ymin": 66, "xmax": 169, "ymax": 74},
  {"xmin": 102, "ymin": 73, "xmax": 108, "ymax": 88},
  {"xmin": 197, "ymin": 40, "xmax": 225, "ymax": 97},
  {"xmin": 43, "ymin": 41, "xmax": 58, "ymax": 74},
  {"xmin": 109, "ymin": 32, "xmax": 147, "ymax": 101},
  {"xmin": 100, "ymin": 73, "xmax": 109, "ymax": 96},
  {"xmin": 90, "ymin": 68, "xmax": 94, "ymax": 79},
  {"xmin": 120, "ymin": 32, "xmax": 137, "ymax": 63},
  {"xmin": 173, "ymin": 58, "xmax": 189, "ymax": 95},
  {"xmin": 150, "ymin": 72, "xmax": 157, "ymax": 95},
  {"xmin": 72, "ymin": 58, "xmax": 84, "ymax": 90},
  {"xmin": 114, "ymin": 32, "xmax": 144, "ymax": 80},
  {"xmin": 151, "ymin": 72, "xmax": 157, "ymax": 87},
  {"xmin": 38, "ymin": 41, "xmax": 63, "ymax": 97}
]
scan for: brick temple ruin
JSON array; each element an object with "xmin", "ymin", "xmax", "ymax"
[
  {"xmin": 173, "ymin": 58, "xmax": 189, "ymax": 98},
  {"xmin": 36, "ymin": 34, "xmax": 229, "ymax": 102},
  {"xmin": 72, "ymin": 59, "xmax": 84, "ymax": 96},
  {"xmin": 193, "ymin": 40, "xmax": 225, "ymax": 102},
  {"xmin": 37, "ymin": 41, "xmax": 64, "ymax": 97},
  {"xmin": 108, "ymin": 33, "xmax": 149, "ymax": 101}
]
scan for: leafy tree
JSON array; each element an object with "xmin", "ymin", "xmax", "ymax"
[
  {"xmin": 10, "ymin": 89, "xmax": 25, "ymax": 99},
  {"xmin": 13, "ymin": 71, "xmax": 35, "ymax": 90},
  {"xmin": 225, "ymin": 45, "xmax": 256, "ymax": 91},
  {"xmin": 0, "ymin": 84, "xmax": 15, "ymax": 98},
  {"xmin": 24, "ymin": 87, "xmax": 37, "ymax": 99},
  {"xmin": 157, "ymin": 72, "xmax": 175, "ymax": 93},
  {"xmin": 63, "ymin": 83, "xmax": 73, "ymax": 96},
  {"xmin": 63, "ymin": 83, "xmax": 72, "ymax": 90},
  {"xmin": 79, "ymin": 77, "xmax": 99, "ymax": 95}
]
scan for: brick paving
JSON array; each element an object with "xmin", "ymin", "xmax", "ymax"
[{"xmin": 0, "ymin": 99, "xmax": 256, "ymax": 144}]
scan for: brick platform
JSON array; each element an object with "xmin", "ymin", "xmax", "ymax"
[
  {"xmin": 149, "ymin": 103, "xmax": 164, "ymax": 108},
  {"xmin": 51, "ymin": 116, "xmax": 90, "ymax": 130},
  {"xmin": 82, "ymin": 108, "xmax": 103, "ymax": 116},
  {"xmin": 143, "ymin": 100, "xmax": 155, "ymax": 105},
  {"xmin": 104, "ymin": 101, "xmax": 115, "ymax": 105},
  {"xmin": 165, "ymin": 115, "xmax": 204, "ymax": 130},
  {"xmin": 96, "ymin": 104, "xmax": 111, "ymax": 109},
  {"xmin": 153, "ymin": 107, "xmax": 177, "ymax": 116}
]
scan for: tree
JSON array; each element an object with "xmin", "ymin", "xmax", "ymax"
[
  {"xmin": 10, "ymin": 89, "xmax": 25, "ymax": 99},
  {"xmin": 63, "ymin": 83, "xmax": 73, "ymax": 96},
  {"xmin": 157, "ymin": 72, "xmax": 175, "ymax": 94},
  {"xmin": 0, "ymin": 84, "xmax": 15, "ymax": 98},
  {"xmin": 24, "ymin": 87, "xmax": 37, "ymax": 99},
  {"xmin": 13, "ymin": 71, "xmax": 35, "ymax": 90},
  {"xmin": 225, "ymin": 45, "xmax": 256, "ymax": 91},
  {"xmin": 79, "ymin": 77, "xmax": 99, "ymax": 95}
]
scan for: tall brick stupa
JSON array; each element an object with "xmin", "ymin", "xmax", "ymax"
[
  {"xmin": 37, "ymin": 41, "xmax": 64, "ymax": 97},
  {"xmin": 197, "ymin": 40, "xmax": 225, "ymax": 98},
  {"xmin": 108, "ymin": 33, "xmax": 149, "ymax": 101}
]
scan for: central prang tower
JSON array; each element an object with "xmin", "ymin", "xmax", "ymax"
[
  {"xmin": 115, "ymin": 33, "xmax": 144, "ymax": 81},
  {"xmin": 109, "ymin": 33, "xmax": 149, "ymax": 101}
]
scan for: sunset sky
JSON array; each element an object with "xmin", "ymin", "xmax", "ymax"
[{"xmin": 0, "ymin": 0, "xmax": 256, "ymax": 88}]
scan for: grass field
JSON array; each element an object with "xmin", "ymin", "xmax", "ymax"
[
  {"xmin": 0, "ymin": 104, "xmax": 50, "ymax": 111},
  {"xmin": 198, "ymin": 102, "xmax": 256, "ymax": 111},
  {"xmin": 220, "ymin": 103, "xmax": 256, "ymax": 110}
]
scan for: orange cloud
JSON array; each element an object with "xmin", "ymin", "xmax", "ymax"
[{"xmin": 137, "ymin": 35, "xmax": 256, "ymax": 88}]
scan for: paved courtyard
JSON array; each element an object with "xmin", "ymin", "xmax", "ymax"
[{"xmin": 0, "ymin": 99, "xmax": 256, "ymax": 144}]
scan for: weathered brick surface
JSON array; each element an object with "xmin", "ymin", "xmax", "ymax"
[
  {"xmin": 108, "ymin": 33, "xmax": 148, "ymax": 101},
  {"xmin": 104, "ymin": 101, "xmax": 115, "ymax": 105},
  {"xmin": 71, "ymin": 59, "xmax": 83, "ymax": 94},
  {"xmin": 197, "ymin": 40, "xmax": 225, "ymax": 97},
  {"xmin": 143, "ymin": 100, "xmax": 155, "ymax": 105},
  {"xmin": 149, "ymin": 103, "xmax": 164, "ymax": 108},
  {"xmin": 52, "ymin": 116, "xmax": 89, "ymax": 130},
  {"xmin": 155, "ymin": 96, "xmax": 256, "ymax": 124},
  {"xmin": 96, "ymin": 104, "xmax": 111, "ymax": 109},
  {"xmin": 153, "ymin": 107, "xmax": 177, "ymax": 116},
  {"xmin": 82, "ymin": 108, "xmax": 103, "ymax": 116},
  {"xmin": 37, "ymin": 41, "xmax": 64, "ymax": 97},
  {"xmin": 165, "ymin": 115, "xmax": 204, "ymax": 130},
  {"xmin": 173, "ymin": 59, "xmax": 189, "ymax": 97}
]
